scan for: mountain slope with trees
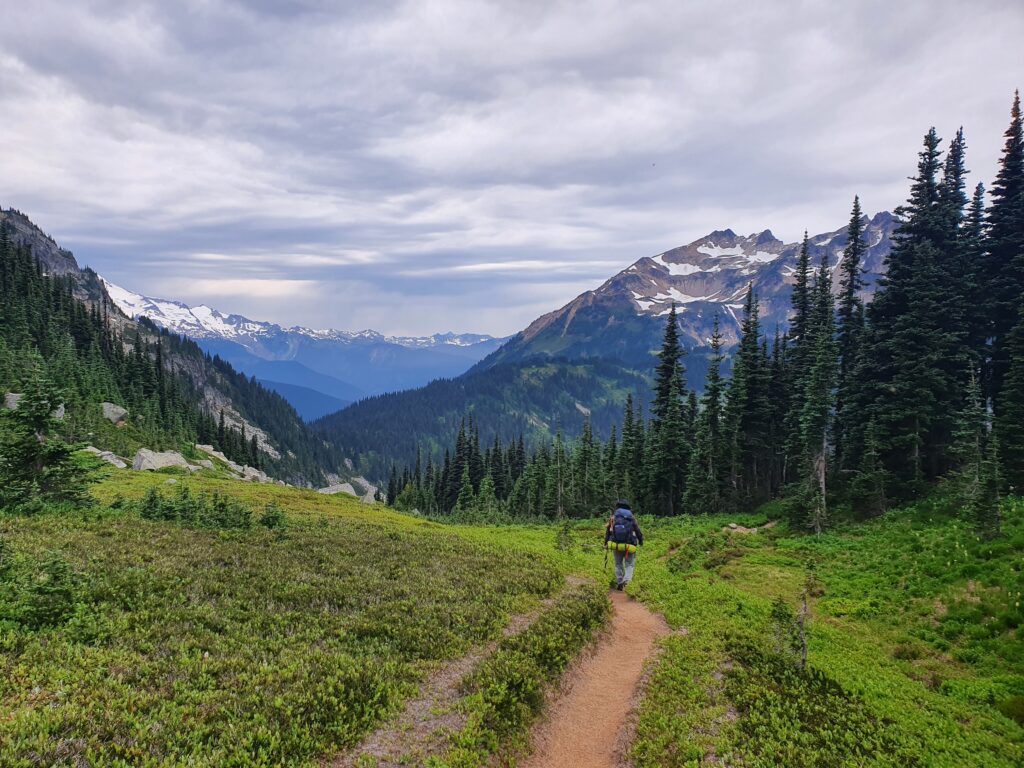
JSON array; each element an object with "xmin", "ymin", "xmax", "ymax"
[
  {"xmin": 0, "ymin": 209, "xmax": 346, "ymax": 486},
  {"xmin": 387, "ymin": 93, "xmax": 1024, "ymax": 538}
]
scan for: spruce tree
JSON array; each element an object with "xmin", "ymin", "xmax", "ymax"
[
  {"xmin": 985, "ymin": 91, "xmax": 1024, "ymax": 402},
  {"xmin": 974, "ymin": 433, "xmax": 1001, "ymax": 540},
  {"xmin": 798, "ymin": 252, "xmax": 838, "ymax": 535},
  {"xmin": 996, "ymin": 303, "xmax": 1024, "ymax": 493},
  {"xmin": 858, "ymin": 128, "xmax": 951, "ymax": 501},
  {"xmin": 725, "ymin": 287, "xmax": 772, "ymax": 508},
  {"xmin": 0, "ymin": 368, "xmax": 96, "ymax": 509},
  {"xmin": 835, "ymin": 196, "xmax": 866, "ymax": 473},
  {"xmin": 783, "ymin": 232, "xmax": 814, "ymax": 484},
  {"xmin": 453, "ymin": 465, "xmax": 476, "ymax": 519},
  {"xmin": 647, "ymin": 304, "xmax": 688, "ymax": 515}
]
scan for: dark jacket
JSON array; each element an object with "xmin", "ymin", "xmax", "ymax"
[{"xmin": 605, "ymin": 508, "xmax": 644, "ymax": 546}]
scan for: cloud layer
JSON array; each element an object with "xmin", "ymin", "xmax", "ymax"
[{"xmin": 2, "ymin": 0, "xmax": 1022, "ymax": 334}]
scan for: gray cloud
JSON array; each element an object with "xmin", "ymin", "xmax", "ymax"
[{"xmin": 1, "ymin": 0, "xmax": 1022, "ymax": 335}]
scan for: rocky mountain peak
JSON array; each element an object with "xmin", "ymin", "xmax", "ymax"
[{"xmin": 484, "ymin": 211, "xmax": 897, "ymax": 378}]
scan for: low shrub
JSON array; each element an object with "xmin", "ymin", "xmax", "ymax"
[{"xmin": 444, "ymin": 582, "xmax": 610, "ymax": 764}]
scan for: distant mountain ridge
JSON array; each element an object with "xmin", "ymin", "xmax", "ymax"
[
  {"xmin": 101, "ymin": 280, "xmax": 507, "ymax": 410},
  {"xmin": 101, "ymin": 280, "xmax": 497, "ymax": 350},
  {"xmin": 322, "ymin": 211, "xmax": 898, "ymax": 478}
]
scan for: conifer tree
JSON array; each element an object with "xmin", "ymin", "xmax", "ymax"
[
  {"xmin": 725, "ymin": 287, "xmax": 772, "ymax": 507},
  {"xmin": 985, "ymin": 91, "xmax": 1024, "ymax": 402},
  {"xmin": 475, "ymin": 473, "xmax": 501, "ymax": 520},
  {"xmin": 835, "ymin": 196, "xmax": 867, "ymax": 472},
  {"xmin": 0, "ymin": 366, "xmax": 96, "ymax": 509},
  {"xmin": 857, "ymin": 128, "xmax": 950, "ymax": 501},
  {"xmin": 962, "ymin": 182, "xmax": 988, "ymax": 373},
  {"xmin": 798, "ymin": 252, "xmax": 838, "ymax": 535},
  {"xmin": 974, "ymin": 433, "xmax": 1001, "ymax": 540},
  {"xmin": 684, "ymin": 316, "xmax": 727, "ymax": 514},
  {"xmin": 647, "ymin": 304, "xmax": 688, "ymax": 515},
  {"xmin": 453, "ymin": 465, "xmax": 476, "ymax": 519},
  {"xmin": 783, "ymin": 232, "xmax": 814, "ymax": 484},
  {"xmin": 996, "ymin": 304, "xmax": 1024, "ymax": 493}
]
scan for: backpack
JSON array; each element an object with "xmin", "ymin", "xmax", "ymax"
[{"xmin": 611, "ymin": 509, "xmax": 634, "ymax": 544}]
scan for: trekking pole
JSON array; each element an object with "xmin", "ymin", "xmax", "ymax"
[{"xmin": 603, "ymin": 543, "xmax": 608, "ymax": 573}]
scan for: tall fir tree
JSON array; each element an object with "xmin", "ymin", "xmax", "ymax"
[
  {"xmin": 834, "ymin": 196, "xmax": 867, "ymax": 473},
  {"xmin": 647, "ymin": 304, "xmax": 689, "ymax": 515},
  {"xmin": 985, "ymin": 91, "xmax": 1024, "ymax": 404},
  {"xmin": 996, "ymin": 303, "xmax": 1024, "ymax": 493},
  {"xmin": 725, "ymin": 287, "xmax": 772, "ymax": 508}
]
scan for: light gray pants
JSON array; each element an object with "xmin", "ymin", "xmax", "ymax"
[{"xmin": 614, "ymin": 550, "xmax": 636, "ymax": 585}]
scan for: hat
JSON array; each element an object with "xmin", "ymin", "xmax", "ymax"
[{"xmin": 615, "ymin": 499, "xmax": 631, "ymax": 510}]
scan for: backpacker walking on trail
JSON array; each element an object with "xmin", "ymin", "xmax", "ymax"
[{"xmin": 605, "ymin": 500, "xmax": 644, "ymax": 591}]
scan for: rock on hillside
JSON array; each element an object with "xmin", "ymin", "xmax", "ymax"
[{"xmin": 0, "ymin": 209, "xmax": 79, "ymax": 276}]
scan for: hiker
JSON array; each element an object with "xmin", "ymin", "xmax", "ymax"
[{"xmin": 605, "ymin": 500, "xmax": 643, "ymax": 591}]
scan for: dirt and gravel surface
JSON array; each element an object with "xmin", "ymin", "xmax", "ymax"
[{"xmin": 521, "ymin": 589, "xmax": 670, "ymax": 768}]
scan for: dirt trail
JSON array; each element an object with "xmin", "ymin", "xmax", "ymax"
[
  {"xmin": 330, "ymin": 580, "xmax": 584, "ymax": 768},
  {"xmin": 521, "ymin": 590, "xmax": 670, "ymax": 768}
]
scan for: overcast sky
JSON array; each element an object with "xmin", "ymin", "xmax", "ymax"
[{"xmin": 2, "ymin": 1, "xmax": 1022, "ymax": 335}]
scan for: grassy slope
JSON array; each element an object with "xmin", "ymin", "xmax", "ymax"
[
  {"xmin": 444, "ymin": 505, "xmax": 1023, "ymax": 767},
  {"xmin": 0, "ymin": 471, "xmax": 569, "ymax": 767},
  {"xmin": 2, "ymin": 470, "xmax": 1022, "ymax": 766}
]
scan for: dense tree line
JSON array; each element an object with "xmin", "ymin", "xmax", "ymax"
[
  {"xmin": 0, "ymin": 225, "xmax": 342, "ymax": 485},
  {"xmin": 389, "ymin": 93, "xmax": 1024, "ymax": 539}
]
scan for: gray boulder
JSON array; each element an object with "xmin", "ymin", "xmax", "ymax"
[
  {"xmin": 241, "ymin": 465, "xmax": 270, "ymax": 483},
  {"xmin": 132, "ymin": 448, "xmax": 193, "ymax": 472},
  {"xmin": 4, "ymin": 393, "xmax": 22, "ymax": 410},
  {"xmin": 102, "ymin": 402, "xmax": 129, "ymax": 425},
  {"xmin": 318, "ymin": 482, "xmax": 357, "ymax": 496},
  {"xmin": 82, "ymin": 446, "xmax": 128, "ymax": 469}
]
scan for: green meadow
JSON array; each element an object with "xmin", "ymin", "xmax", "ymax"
[{"xmin": 1, "ymin": 468, "xmax": 1021, "ymax": 766}]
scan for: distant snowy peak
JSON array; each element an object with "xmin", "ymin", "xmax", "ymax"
[
  {"xmin": 102, "ymin": 279, "xmax": 278, "ymax": 340},
  {"xmin": 100, "ymin": 278, "xmax": 498, "ymax": 349}
]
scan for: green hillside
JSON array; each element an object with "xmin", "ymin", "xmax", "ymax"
[{"xmin": 314, "ymin": 357, "xmax": 650, "ymax": 480}]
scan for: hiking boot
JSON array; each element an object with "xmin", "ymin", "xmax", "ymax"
[{"xmin": 616, "ymin": 582, "xmax": 624, "ymax": 591}]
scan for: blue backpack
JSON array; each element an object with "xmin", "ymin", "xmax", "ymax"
[{"xmin": 611, "ymin": 509, "xmax": 635, "ymax": 544}]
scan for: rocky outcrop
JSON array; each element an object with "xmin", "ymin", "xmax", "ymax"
[
  {"xmin": 0, "ymin": 209, "xmax": 80, "ymax": 277},
  {"xmin": 132, "ymin": 448, "xmax": 197, "ymax": 472},
  {"xmin": 101, "ymin": 402, "xmax": 129, "ymax": 424},
  {"xmin": 195, "ymin": 444, "xmax": 274, "ymax": 483},
  {"xmin": 318, "ymin": 482, "xmax": 357, "ymax": 496},
  {"xmin": 318, "ymin": 476, "xmax": 378, "ymax": 504},
  {"xmin": 82, "ymin": 446, "xmax": 128, "ymax": 469}
]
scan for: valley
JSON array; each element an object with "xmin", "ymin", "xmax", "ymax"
[{"xmin": 1, "ymin": 5, "xmax": 1022, "ymax": 764}]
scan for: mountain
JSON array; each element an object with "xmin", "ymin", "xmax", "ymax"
[
  {"xmin": 0, "ymin": 208, "xmax": 348, "ymax": 486},
  {"xmin": 313, "ymin": 358, "xmax": 649, "ymax": 480},
  {"xmin": 102, "ymin": 280, "xmax": 505, "ymax": 402},
  {"xmin": 257, "ymin": 380, "xmax": 351, "ymax": 421},
  {"xmin": 319, "ymin": 212, "xmax": 896, "ymax": 477},
  {"xmin": 484, "ymin": 211, "xmax": 896, "ymax": 378}
]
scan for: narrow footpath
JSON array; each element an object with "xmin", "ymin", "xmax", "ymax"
[{"xmin": 521, "ymin": 590, "xmax": 670, "ymax": 768}]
